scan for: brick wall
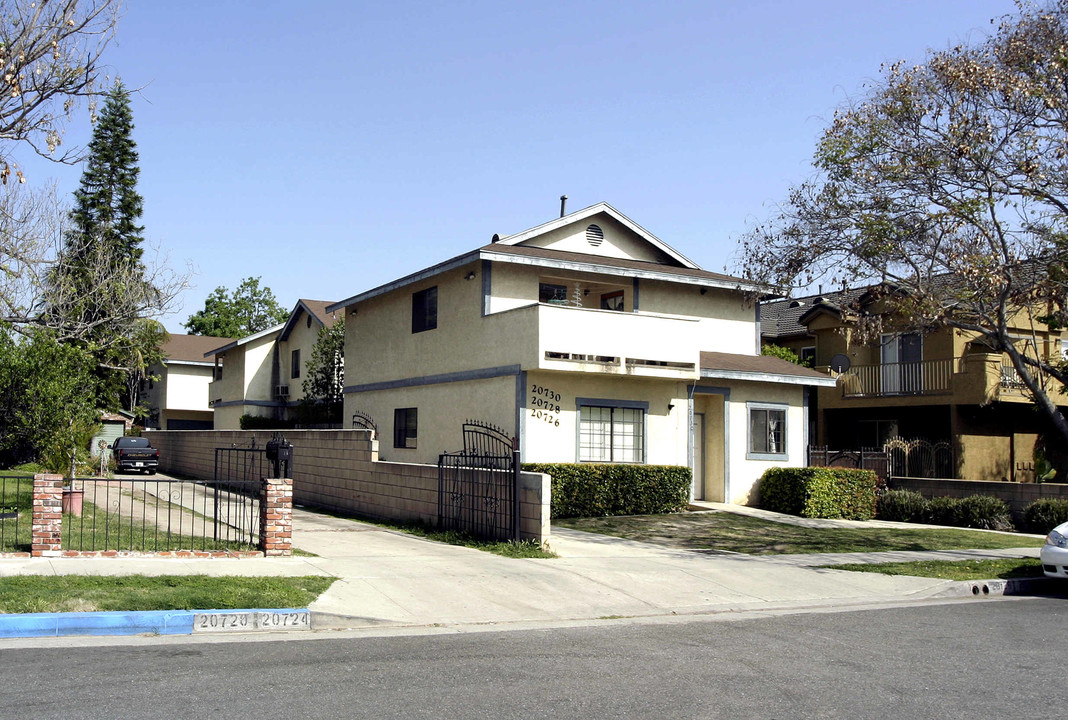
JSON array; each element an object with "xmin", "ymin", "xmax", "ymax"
[
  {"xmin": 889, "ymin": 476, "xmax": 1068, "ymax": 524},
  {"xmin": 145, "ymin": 429, "xmax": 551, "ymax": 543}
]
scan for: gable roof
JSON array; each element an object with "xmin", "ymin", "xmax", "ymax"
[
  {"xmin": 491, "ymin": 202, "xmax": 700, "ymax": 269},
  {"xmin": 204, "ymin": 323, "xmax": 285, "ymax": 358},
  {"xmin": 279, "ymin": 299, "xmax": 340, "ymax": 341},
  {"xmin": 161, "ymin": 334, "xmax": 236, "ymax": 365},
  {"xmin": 328, "ymin": 204, "xmax": 767, "ymax": 312}
]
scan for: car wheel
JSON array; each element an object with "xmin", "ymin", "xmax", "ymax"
[{"xmin": 147, "ymin": 469, "xmax": 156, "ymax": 476}]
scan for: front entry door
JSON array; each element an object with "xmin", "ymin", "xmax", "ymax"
[{"xmin": 693, "ymin": 413, "xmax": 705, "ymax": 501}]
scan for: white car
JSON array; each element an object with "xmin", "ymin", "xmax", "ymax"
[{"xmin": 1041, "ymin": 521, "xmax": 1068, "ymax": 578}]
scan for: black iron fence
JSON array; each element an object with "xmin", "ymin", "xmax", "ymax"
[
  {"xmin": 438, "ymin": 421, "xmax": 520, "ymax": 542},
  {"xmin": 0, "ymin": 475, "xmax": 32, "ymax": 553},
  {"xmin": 64, "ymin": 476, "xmax": 261, "ymax": 552},
  {"xmin": 807, "ymin": 447, "xmax": 889, "ymax": 481}
]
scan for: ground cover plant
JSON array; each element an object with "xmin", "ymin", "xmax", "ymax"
[
  {"xmin": 824, "ymin": 558, "xmax": 1044, "ymax": 582},
  {"xmin": 0, "ymin": 575, "xmax": 336, "ymax": 614},
  {"xmin": 554, "ymin": 511, "xmax": 1043, "ymax": 555}
]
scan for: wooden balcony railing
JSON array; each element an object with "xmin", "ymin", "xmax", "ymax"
[{"xmin": 839, "ymin": 359, "xmax": 954, "ymax": 397}]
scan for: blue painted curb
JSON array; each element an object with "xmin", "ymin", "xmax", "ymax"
[{"xmin": 0, "ymin": 608, "xmax": 310, "ymax": 638}]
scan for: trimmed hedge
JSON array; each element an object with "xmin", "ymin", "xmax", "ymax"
[
  {"xmin": 523, "ymin": 463, "xmax": 691, "ymax": 518},
  {"xmin": 757, "ymin": 467, "xmax": 880, "ymax": 520},
  {"xmin": 1021, "ymin": 498, "xmax": 1068, "ymax": 534}
]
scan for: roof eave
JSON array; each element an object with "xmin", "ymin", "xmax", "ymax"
[
  {"xmin": 327, "ymin": 250, "xmax": 481, "ymax": 311},
  {"xmin": 700, "ymin": 368, "xmax": 837, "ymax": 387}
]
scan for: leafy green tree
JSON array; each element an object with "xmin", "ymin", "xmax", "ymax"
[
  {"xmin": 761, "ymin": 344, "xmax": 809, "ymax": 367},
  {"xmin": 0, "ymin": 326, "xmax": 98, "ymax": 469},
  {"xmin": 297, "ymin": 320, "xmax": 344, "ymax": 425},
  {"xmin": 738, "ymin": 0, "xmax": 1068, "ymax": 451},
  {"xmin": 184, "ymin": 277, "xmax": 288, "ymax": 337}
]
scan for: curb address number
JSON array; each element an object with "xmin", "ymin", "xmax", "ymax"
[{"xmin": 193, "ymin": 610, "xmax": 311, "ymax": 633}]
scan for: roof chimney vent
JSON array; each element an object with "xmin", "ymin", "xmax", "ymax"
[
  {"xmin": 559, "ymin": 195, "xmax": 568, "ymax": 218},
  {"xmin": 491, "ymin": 233, "xmax": 501, "ymax": 243}
]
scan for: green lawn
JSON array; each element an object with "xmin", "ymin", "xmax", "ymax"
[
  {"xmin": 825, "ymin": 558, "xmax": 1045, "ymax": 581},
  {"xmin": 554, "ymin": 511, "xmax": 1045, "ymax": 555},
  {"xmin": 0, "ymin": 575, "xmax": 337, "ymax": 614}
]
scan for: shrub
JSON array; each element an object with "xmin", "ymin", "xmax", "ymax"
[
  {"xmin": 877, "ymin": 489, "xmax": 928, "ymax": 522},
  {"xmin": 954, "ymin": 495, "xmax": 1012, "ymax": 531},
  {"xmin": 523, "ymin": 463, "xmax": 691, "ymax": 518},
  {"xmin": 924, "ymin": 496, "xmax": 960, "ymax": 526},
  {"xmin": 1022, "ymin": 499, "xmax": 1068, "ymax": 534},
  {"xmin": 757, "ymin": 467, "xmax": 879, "ymax": 520}
]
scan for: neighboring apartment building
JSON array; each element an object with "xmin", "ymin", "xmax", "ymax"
[
  {"xmin": 206, "ymin": 300, "xmax": 341, "ymax": 429},
  {"xmin": 761, "ymin": 285, "xmax": 1068, "ymax": 482},
  {"xmin": 142, "ymin": 334, "xmax": 235, "ymax": 430},
  {"xmin": 327, "ymin": 202, "xmax": 834, "ymax": 504}
]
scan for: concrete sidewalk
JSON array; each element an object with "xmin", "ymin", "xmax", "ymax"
[{"xmin": 0, "ymin": 504, "xmax": 1049, "ymax": 636}]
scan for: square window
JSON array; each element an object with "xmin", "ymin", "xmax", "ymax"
[
  {"xmin": 539, "ymin": 283, "xmax": 568, "ymax": 305},
  {"xmin": 800, "ymin": 346, "xmax": 816, "ymax": 366},
  {"xmin": 749, "ymin": 405, "xmax": 786, "ymax": 456},
  {"xmin": 579, "ymin": 404, "xmax": 644, "ymax": 463},
  {"xmin": 394, "ymin": 408, "xmax": 418, "ymax": 449},
  {"xmin": 412, "ymin": 287, "xmax": 438, "ymax": 333},
  {"xmin": 291, "ymin": 349, "xmax": 300, "ymax": 379}
]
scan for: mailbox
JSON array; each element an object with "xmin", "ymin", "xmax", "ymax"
[{"xmin": 265, "ymin": 434, "xmax": 293, "ymax": 478}]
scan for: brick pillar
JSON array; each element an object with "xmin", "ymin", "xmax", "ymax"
[
  {"xmin": 32, "ymin": 474, "xmax": 63, "ymax": 557},
  {"xmin": 260, "ymin": 477, "xmax": 293, "ymax": 557}
]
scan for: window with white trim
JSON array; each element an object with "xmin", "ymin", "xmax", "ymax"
[
  {"xmin": 578, "ymin": 403, "xmax": 645, "ymax": 463},
  {"xmin": 748, "ymin": 403, "xmax": 787, "ymax": 458}
]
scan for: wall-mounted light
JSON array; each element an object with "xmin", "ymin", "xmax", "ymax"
[
  {"xmin": 699, "ymin": 288, "xmax": 708, "ymax": 295},
  {"xmin": 464, "ymin": 271, "xmax": 476, "ymax": 281},
  {"xmin": 667, "ymin": 403, "xmax": 675, "ymax": 413}
]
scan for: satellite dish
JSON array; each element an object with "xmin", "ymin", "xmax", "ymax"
[{"xmin": 830, "ymin": 354, "xmax": 851, "ymax": 373}]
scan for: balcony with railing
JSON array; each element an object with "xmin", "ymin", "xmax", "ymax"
[{"xmin": 839, "ymin": 359, "xmax": 954, "ymax": 398}]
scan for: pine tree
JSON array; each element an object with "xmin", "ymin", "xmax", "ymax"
[
  {"xmin": 65, "ymin": 79, "xmax": 145, "ymax": 282},
  {"xmin": 48, "ymin": 79, "xmax": 152, "ymax": 410}
]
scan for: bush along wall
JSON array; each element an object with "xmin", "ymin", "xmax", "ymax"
[
  {"xmin": 523, "ymin": 463, "xmax": 691, "ymax": 519},
  {"xmin": 757, "ymin": 467, "xmax": 880, "ymax": 520},
  {"xmin": 877, "ymin": 491, "xmax": 1014, "ymax": 531}
]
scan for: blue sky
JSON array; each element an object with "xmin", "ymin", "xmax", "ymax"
[{"xmin": 18, "ymin": 0, "xmax": 1018, "ymax": 333}]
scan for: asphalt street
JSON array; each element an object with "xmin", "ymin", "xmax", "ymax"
[{"xmin": 2, "ymin": 596, "xmax": 1063, "ymax": 720}]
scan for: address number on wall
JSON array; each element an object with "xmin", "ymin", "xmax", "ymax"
[{"xmin": 530, "ymin": 383, "xmax": 561, "ymax": 428}]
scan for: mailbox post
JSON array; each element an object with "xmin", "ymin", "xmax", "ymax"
[{"xmin": 265, "ymin": 434, "xmax": 294, "ymax": 478}]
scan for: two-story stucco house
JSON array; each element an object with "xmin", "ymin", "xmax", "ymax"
[
  {"xmin": 206, "ymin": 299, "xmax": 341, "ymax": 429},
  {"xmin": 142, "ymin": 334, "xmax": 235, "ymax": 430},
  {"xmin": 761, "ymin": 284, "xmax": 1068, "ymax": 482},
  {"xmin": 327, "ymin": 203, "xmax": 834, "ymax": 504}
]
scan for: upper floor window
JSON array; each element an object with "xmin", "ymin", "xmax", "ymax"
[
  {"xmin": 600, "ymin": 290, "xmax": 624, "ymax": 312},
  {"xmin": 291, "ymin": 349, "xmax": 301, "ymax": 379},
  {"xmin": 800, "ymin": 346, "xmax": 816, "ymax": 367},
  {"xmin": 539, "ymin": 283, "xmax": 568, "ymax": 305},
  {"xmin": 412, "ymin": 287, "xmax": 438, "ymax": 333},
  {"xmin": 748, "ymin": 403, "xmax": 787, "ymax": 459}
]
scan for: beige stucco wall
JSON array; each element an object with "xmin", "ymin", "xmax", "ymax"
[
  {"xmin": 209, "ymin": 348, "xmax": 244, "ymax": 407},
  {"xmin": 346, "ymin": 374, "xmax": 519, "ymax": 465},
  {"xmin": 243, "ymin": 333, "xmax": 279, "ymax": 402},
  {"xmin": 515, "ymin": 211, "xmax": 674, "ymax": 264},
  {"xmin": 279, "ymin": 310, "xmax": 333, "ymax": 403}
]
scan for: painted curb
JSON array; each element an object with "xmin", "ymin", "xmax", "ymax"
[{"xmin": 0, "ymin": 608, "xmax": 311, "ymax": 639}]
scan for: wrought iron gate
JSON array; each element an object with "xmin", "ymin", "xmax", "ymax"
[{"xmin": 438, "ymin": 421, "xmax": 520, "ymax": 541}]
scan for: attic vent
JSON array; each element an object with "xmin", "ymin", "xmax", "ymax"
[
  {"xmin": 789, "ymin": 300, "xmax": 805, "ymax": 308},
  {"xmin": 586, "ymin": 224, "xmax": 604, "ymax": 247}
]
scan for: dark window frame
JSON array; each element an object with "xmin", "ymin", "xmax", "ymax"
[
  {"xmin": 393, "ymin": 408, "xmax": 418, "ymax": 449},
  {"xmin": 412, "ymin": 287, "xmax": 438, "ymax": 333},
  {"xmin": 291, "ymin": 349, "xmax": 301, "ymax": 379}
]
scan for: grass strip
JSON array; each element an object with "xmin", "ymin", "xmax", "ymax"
[
  {"xmin": 0, "ymin": 575, "xmax": 336, "ymax": 614},
  {"xmin": 823, "ymin": 558, "xmax": 1044, "ymax": 581},
  {"xmin": 554, "ymin": 512, "xmax": 1044, "ymax": 555}
]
